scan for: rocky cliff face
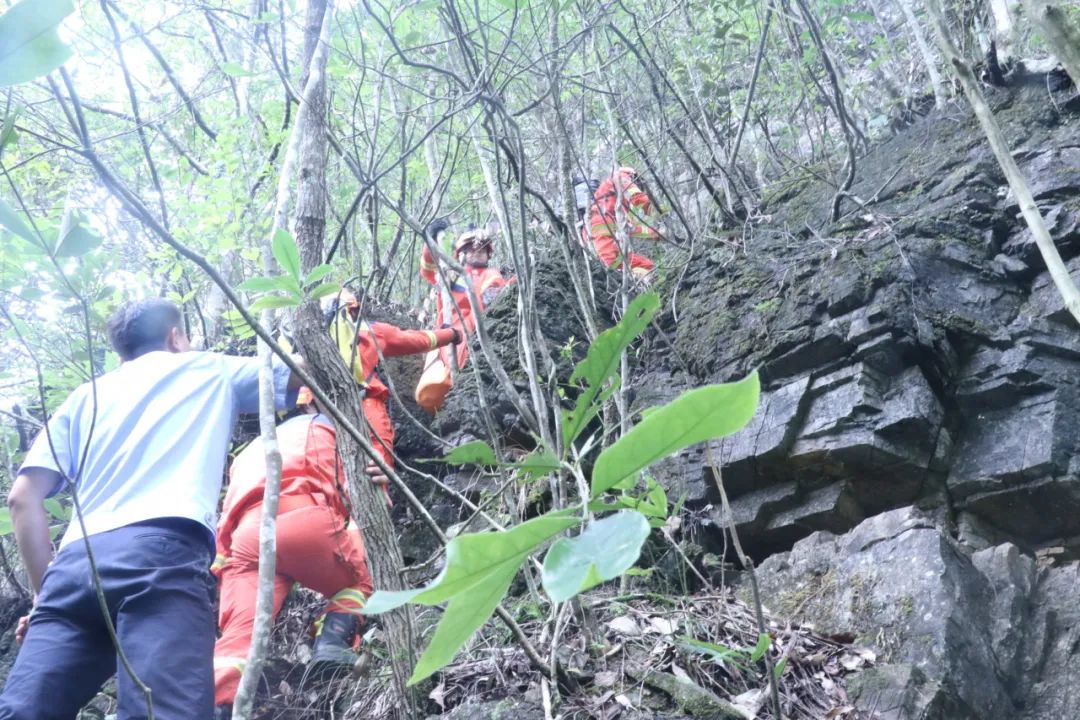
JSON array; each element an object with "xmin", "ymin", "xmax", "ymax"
[
  {"xmin": 423, "ymin": 71, "xmax": 1080, "ymax": 718},
  {"xmin": 651, "ymin": 74, "xmax": 1080, "ymax": 719}
]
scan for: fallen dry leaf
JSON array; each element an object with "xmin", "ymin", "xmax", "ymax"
[{"xmin": 607, "ymin": 616, "xmax": 641, "ymax": 637}]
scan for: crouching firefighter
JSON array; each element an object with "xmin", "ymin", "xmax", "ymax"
[{"xmin": 211, "ymin": 400, "xmax": 373, "ymax": 719}]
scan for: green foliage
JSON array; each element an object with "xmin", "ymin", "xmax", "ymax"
[
  {"xmin": 0, "ymin": 104, "xmax": 20, "ymax": 157},
  {"xmin": 590, "ymin": 477, "xmax": 670, "ymax": 528},
  {"xmin": 376, "ymin": 299, "xmax": 760, "ymax": 682},
  {"xmin": 442, "ymin": 439, "xmax": 498, "ymax": 466},
  {"xmin": 0, "ymin": 197, "xmax": 36, "ymax": 244},
  {"xmin": 364, "ymin": 513, "xmax": 578, "ymax": 684},
  {"xmin": 271, "ymin": 229, "xmax": 301, "ymax": 283},
  {"xmin": 591, "ymin": 371, "xmax": 760, "ymax": 497},
  {"xmin": 541, "ymin": 510, "xmax": 651, "ymax": 603},
  {"xmin": 562, "ymin": 292, "xmax": 660, "ymax": 446},
  {"xmin": 679, "ymin": 632, "xmax": 774, "ymax": 671},
  {"xmin": 54, "ymin": 208, "xmax": 102, "ymax": 258},
  {"xmin": 0, "ymin": 0, "xmax": 74, "ymax": 87}
]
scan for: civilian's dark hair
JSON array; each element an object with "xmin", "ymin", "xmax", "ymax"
[{"xmin": 107, "ymin": 299, "xmax": 183, "ymax": 360}]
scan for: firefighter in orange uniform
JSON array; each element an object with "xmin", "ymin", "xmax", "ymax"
[
  {"xmin": 322, "ymin": 289, "xmax": 459, "ymax": 478},
  {"xmin": 415, "ymin": 221, "xmax": 512, "ymax": 412},
  {"xmin": 211, "ymin": 402, "xmax": 370, "ymax": 718},
  {"xmin": 585, "ymin": 167, "xmax": 661, "ymax": 279}
]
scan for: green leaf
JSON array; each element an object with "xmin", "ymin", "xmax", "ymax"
[
  {"xmin": 0, "ymin": 197, "xmax": 36, "ymax": 243},
  {"xmin": 271, "ymin": 228, "xmax": 301, "ymax": 282},
  {"xmin": 514, "ymin": 448, "xmax": 561, "ymax": 481},
  {"xmin": 774, "ymin": 656, "xmax": 788, "ymax": 679},
  {"xmin": 54, "ymin": 208, "xmax": 102, "ymax": 257},
  {"xmin": 0, "ymin": 103, "xmax": 21, "ymax": 156},
  {"xmin": 407, "ymin": 561, "xmax": 516, "ymax": 685},
  {"xmin": 750, "ymin": 632, "xmax": 771, "ymax": 662},
  {"xmin": 249, "ymin": 294, "xmax": 300, "ymax": 312},
  {"xmin": 443, "ymin": 440, "xmax": 498, "ymax": 466},
  {"xmin": 679, "ymin": 636, "xmax": 748, "ymax": 665},
  {"xmin": 308, "ymin": 282, "xmax": 341, "ymax": 300},
  {"xmin": 541, "ymin": 510, "xmax": 650, "ymax": 603},
  {"xmin": 591, "ymin": 371, "xmax": 760, "ymax": 497},
  {"xmin": 563, "ymin": 292, "xmax": 659, "ymax": 446},
  {"xmin": 219, "ymin": 61, "xmax": 254, "ymax": 77},
  {"xmin": 238, "ymin": 276, "xmax": 296, "ymax": 293},
  {"xmin": 0, "ymin": 0, "xmax": 74, "ymax": 87},
  {"xmin": 304, "ymin": 263, "xmax": 333, "ymax": 285},
  {"xmin": 0, "ymin": 507, "xmax": 12, "ymax": 536},
  {"xmin": 43, "ymin": 497, "xmax": 69, "ymax": 521},
  {"xmin": 364, "ymin": 512, "xmax": 578, "ymax": 614}
]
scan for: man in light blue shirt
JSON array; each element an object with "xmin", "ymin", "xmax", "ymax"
[{"xmin": 0, "ymin": 298, "xmax": 301, "ymax": 720}]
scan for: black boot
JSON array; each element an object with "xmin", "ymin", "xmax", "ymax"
[
  {"xmin": 311, "ymin": 612, "xmax": 361, "ymax": 670},
  {"xmin": 213, "ymin": 705, "xmax": 232, "ymax": 720}
]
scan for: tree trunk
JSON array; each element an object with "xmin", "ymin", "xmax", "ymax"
[
  {"xmin": 288, "ymin": 0, "xmax": 419, "ymax": 715},
  {"xmin": 1027, "ymin": 1, "xmax": 1080, "ymax": 87},
  {"xmin": 898, "ymin": 0, "xmax": 948, "ymax": 109}
]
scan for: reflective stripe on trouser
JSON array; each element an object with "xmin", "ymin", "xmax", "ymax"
[
  {"xmin": 213, "ymin": 503, "xmax": 373, "ymax": 705},
  {"xmin": 589, "ymin": 230, "xmax": 655, "ymax": 273}
]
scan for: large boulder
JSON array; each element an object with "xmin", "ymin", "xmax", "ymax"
[{"xmin": 752, "ymin": 505, "xmax": 1080, "ymax": 720}]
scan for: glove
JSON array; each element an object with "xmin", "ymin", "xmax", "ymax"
[
  {"xmin": 426, "ymin": 217, "xmax": 450, "ymax": 240},
  {"xmin": 442, "ymin": 323, "xmax": 462, "ymax": 345}
]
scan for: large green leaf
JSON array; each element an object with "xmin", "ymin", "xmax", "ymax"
[
  {"xmin": 0, "ymin": 0, "xmax": 74, "ymax": 87},
  {"xmin": 0, "ymin": 197, "xmax": 36, "ymax": 243},
  {"xmin": 54, "ymin": 208, "xmax": 102, "ymax": 257},
  {"xmin": 514, "ymin": 448, "xmax": 561, "ymax": 482},
  {"xmin": 271, "ymin": 228, "xmax": 301, "ymax": 282},
  {"xmin": 591, "ymin": 371, "xmax": 760, "ymax": 497},
  {"xmin": 407, "ymin": 562, "xmax": 517, "ymax": 685},
  {"xmin": 562, "ymin": 292, "xmax": 659, "ymax": 445},
  {"xmin": 541, "ymin": 510, "xmax": 650, "ymax": 603},
  {"xmin": 442, "ymin": 439, "xmax": 497, "ymax": 466},
  {"xmin": 364, "ymin": 513, "xmax": 578, "ymax": 614},
  {"xmin": 364, "ymin": 511, "xmax": 577, "ymax": 682},
  {"xmin": 0, "ymin": 507, "xmax": 12, "ymax": 536},
  {"xmin": 237, "ymin": 276, "xmax": 297, "ymax": 294},
  {"xmin": 249, "ymin": 294, "xmax": 300, "ymax": 312}
]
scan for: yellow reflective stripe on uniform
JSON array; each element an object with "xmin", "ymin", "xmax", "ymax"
[
  {"xmin": 420, "ymin": 258, "xmax": 438, "ymax": 271},
  {"xmin": 423, "ymin": 330, "xmax": 437, "ymax": 349},
  {"xmin": 329, "ymin": 312, "xmax": 367, "ymax": 386},
  {"xmin": 329, "ymin": 588, "xmax": 368, "ymax": 607},
  {"xmin": 210, "ymin": 554, "xmax": 228, "ymax": 572},
  {"xmin": 214, "ymin": 656, "xmax": 247, "ymax": 673}
]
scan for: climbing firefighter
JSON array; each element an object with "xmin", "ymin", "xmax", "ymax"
[
  {"xmin": 583, "ymin": 167, "xmax": 662, "ymax": 280},
  {"xmin": 415, "ymin": 219, "xmax": 512, "ymax": 412},
  {"xmin": 211, "ymin": 400, "xmax": 370, "ymax": 719},
  {"xmin": 319, "ymin": 288, "xmax": 460, "ymax": 482}
]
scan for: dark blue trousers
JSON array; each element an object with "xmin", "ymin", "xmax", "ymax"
[{"xmin": 0, "ymin": 518, "xmax": 216, "ymax": 720}]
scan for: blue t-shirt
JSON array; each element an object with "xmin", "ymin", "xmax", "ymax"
[{"xmin": 19, "ymin": 350, "xmax": 296, "ymax": 549}]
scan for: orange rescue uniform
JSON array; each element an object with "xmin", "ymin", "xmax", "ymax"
[
  {"xmin": 212, "ymin": 414, "xmax": 371, "ymax": 706},
  {"xmin": 587, "ymin": 168, "xmax": 660, "ymax": 276},
  {"xmin": 420, "ymin": 244, "xmax": 511, "ymax": 338},
  {"xmin": 328, "ymin": 314, "xmax": 456, "ymax": 467}
]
